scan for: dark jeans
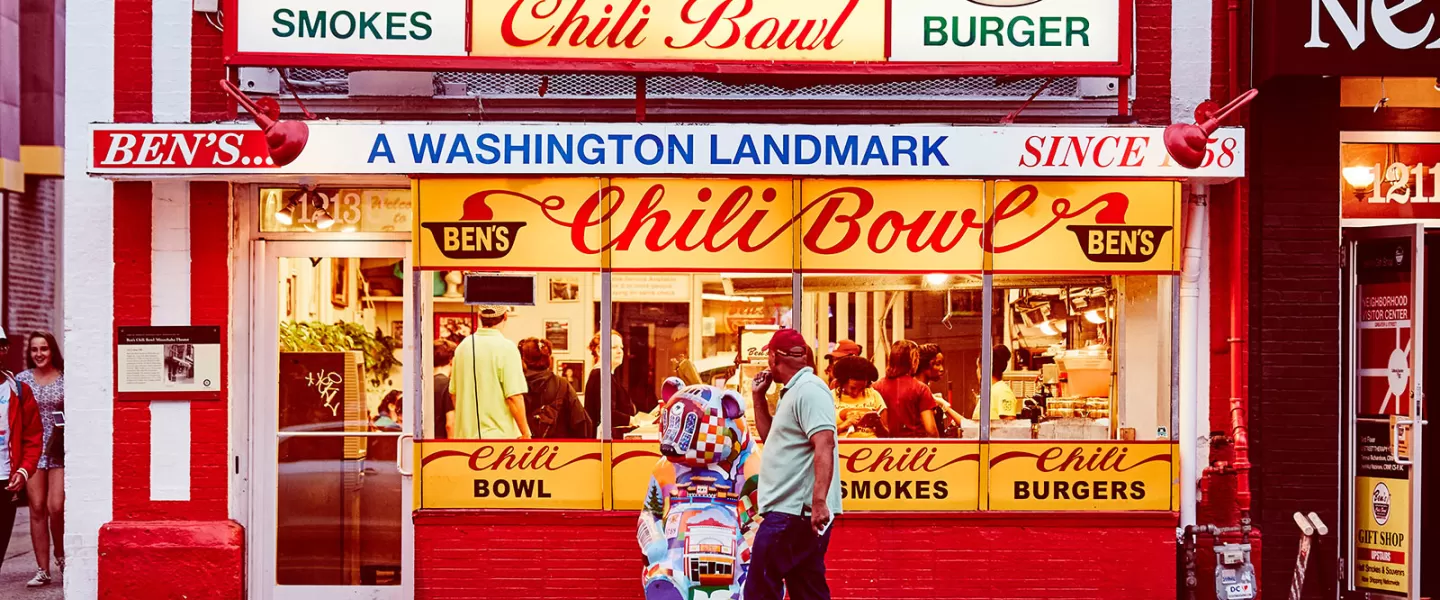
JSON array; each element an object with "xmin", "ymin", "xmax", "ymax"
[
  {"xmin": 0, "ymin": 483, "xmax": 17, "ymax": 570},
  {"xmin": 744, "ymin": 512, "xmax": 833, "ymax": 600}
]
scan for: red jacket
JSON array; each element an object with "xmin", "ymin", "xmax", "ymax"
[{"xmin": 4, "ymin": 376, "xmax": 42, "ymax": 482}]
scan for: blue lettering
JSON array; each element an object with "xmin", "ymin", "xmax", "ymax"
[
  {"xmin": 891, "ymin": 136, "xmax": 918, "ymax": 166},
  {"xmin": 476, "ymin": 133, "xmax": 500, "ymax": 164},
  {"xmin": 796, "ymin": 135, "xmax": 821, "ymax": 165},
  {"xmin": 447, "ymin": 134, "xmax": 474, "ymax": 164},
  {"xmin": 608, "ymin": 134, "xmax": 632, "ymax": 165},
  {"xmin": 709, "ymin": 135, "xmax": 733, "ymax": 165},
  {"xmin": 367, "ymin": 134, "xmax": 394, "ymax": 163},
  {"xmin": 504, "ymin": 134, "xmax": 530, "ymax": 164},
  {"xmin": 825, "ymin": 135, "xmax": 859, "ymax": 165},
  {"xmin": 734, "ymin": 136, "xmax": 760, "ymax": 164},
  {"xmin": 861, "ymin": 136, "xmax": 890, "ymax": 166},
  {"xmin": 763, "ymin": 135, "xmax": 789, "ymax": 164},
  {"xmin": 922, "ymin": 136, "xmax": 949, "ymax": 166},
  {"xmin": 547, "ymin": 135, "xmax": 574, "ymax": 164},
  {"xmin": 635, "ymin": 134, "xmax": 664, "ymax": 166},
  {"xmin": 667, "ymin": 134, "xmax": 694, "ymax": 165},
  {"xmin": 409, "ymin": 134, "xmax": 444, "ymax": 163},
  {"xmin": 579, "ymin": 134, "xmax": 605, "ymax": 165}
]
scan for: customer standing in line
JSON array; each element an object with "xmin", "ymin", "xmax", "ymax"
[
  {"xmin": 584, "ymin": 330, "xmax": 637, "ymax": 440},
  {"xmin": 449, "ymin": 307, "xmax": 531, "ymax": 439},
  {"xmin": 874, "ymin": 340, "xmax": 939, "ymax": 437},
  {"xmin": 746, "ymin": 328, "xmax": 842, "ymax": 600},
  {"xmin": 0, "ymin": 328, "xmax": 44, "ymax": 580}
]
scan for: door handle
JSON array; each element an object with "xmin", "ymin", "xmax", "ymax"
[
  {"xmin": 1391, "ymin": 418, "xmax": 1415, "ymax": 465},
  {"xmin": 396, "ymin": 433, "xmax": 414, "ymax": 476}
]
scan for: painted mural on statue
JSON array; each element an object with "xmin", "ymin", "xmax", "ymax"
[{"xmin": 638, "ymin": 379, "xmax": 763, "ymax": 600}]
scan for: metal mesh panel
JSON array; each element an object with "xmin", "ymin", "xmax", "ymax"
[{"xmin": 286, "ymin": 69, "xmax": 1079, "ymax": 100}]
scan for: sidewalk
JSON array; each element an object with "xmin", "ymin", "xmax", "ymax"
[{"xmin": 0, "ymin": 508, "xmax": 62, "ymax": 598}]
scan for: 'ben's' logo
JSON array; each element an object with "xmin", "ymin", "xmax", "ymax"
[
  {"xmin": 422, "ymin": 193, "xmax": 526, "ymax": 259},
  {"xmin": 1067, "ymin": 225, "xmax": 1171, "ymax": 263}
]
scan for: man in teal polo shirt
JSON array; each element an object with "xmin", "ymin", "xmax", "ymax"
[
  {"xmin": 745, "ymin": 328, "xmax": 841, "ymax": 600},
  {"xmin": 449, "ymin": 306, "xmax": 531, "ymax": 439}
]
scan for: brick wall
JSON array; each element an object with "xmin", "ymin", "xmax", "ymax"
[
  {"xmin": 1132, "ymin": 0, "xmax": 1171, "ymax": 125},
  {"xmin": 4, "ymin": 176, "xmax": 60, "ymax": 370},
  {"xmin": 416, "ymin": 511, "xmax": 1176, "ymax": 600},
  {"xmin": 1248, "ymin": 76, "xmax": 1340, "ymax": 600}
]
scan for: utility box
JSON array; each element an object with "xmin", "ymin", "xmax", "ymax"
[{"xmin": 1214, "ymin": 543, "xmax": 1256, "ymax": 600}]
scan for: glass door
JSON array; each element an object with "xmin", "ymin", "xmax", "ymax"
[
  {"xmin": 1343, "ymin": 225, "xmax": 1425, "ymax": 599},
  {"xmin": 252, "ymin": 240, "xmax": 413, "ymax": 600}
]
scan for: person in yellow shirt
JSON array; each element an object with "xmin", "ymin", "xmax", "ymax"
[
  {"xmin": 972, "ymin": 344, "xmax": 1019, "ymax": 421},
  {"xmin": 830, "ymin": 356, "xmax": 886, "ymax": 438},
  {"xmin": 449, "ymin": 306, "xmax": 531, "ymax": 439}
]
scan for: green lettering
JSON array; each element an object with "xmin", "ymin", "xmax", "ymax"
[
  {"xmin": 411, "ymin": 12, "xmax": 433, "ymax": 40},
  {"xmin": 388, "ymin": 12, "xmax": 407, "ymax": 40},
  {"xmin": 1040, "ymin": 16, "xmax": 1061, "ymax": 46},
  {"xmin": 952, "ymin": 16, "xmax": 975, "ymax": 46},
  {"xmin": 330, "ymin": 10, "xmax": 357, "ymax": 39},
  {"xmin": 981, "ymin": 16, "xmax": 1004, "ymax": 46},
  {"xmin": 1008, "ymin": 15, "xmax": 1034, "ymax": 46},
  {"xmin": 298, "ymin": 10, "xmax": 327, "ymax": 38},
  {"xmin": 359, "ymin": 11, "xmax": 381, "ymax": 39},
  {"xmin": 272, "ymin": 8, "xmax": 296, "ymax": 37},
  {"xmin": 1067, "ymin": 17, "xmax": 1090, "ymax": 46},
  {"xmin": 923, "ymin": 16, "xmax": 947, "ymax": 46}
]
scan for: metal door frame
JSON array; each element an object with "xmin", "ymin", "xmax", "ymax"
[
  {"xmin": 249, "ymin": 239, "xmax": 414, "ymax": 600},
  {"xmin": 1342, "ymin": 224, "xmax": 1425, "ymax": 599}
]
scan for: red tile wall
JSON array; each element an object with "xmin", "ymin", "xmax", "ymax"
[{"xmin": 415, "ymin": 511, "xmax": 1177, "ymax": 600}]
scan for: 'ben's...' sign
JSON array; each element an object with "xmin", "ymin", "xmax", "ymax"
[{"xmin": 227, "ymin": 0, "xmax": 1131, "ymax": 75}]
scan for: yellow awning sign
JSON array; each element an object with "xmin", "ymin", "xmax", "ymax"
[
  {"xmin": 988, "ymin": 442, "xmax": 1173, "ymax": 511},
  {"xmin": 416, "ymin": 178, "xmax": 1181, "ymax": 273}
]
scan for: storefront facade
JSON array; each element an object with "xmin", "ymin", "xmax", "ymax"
[
  {"xmin": 63, "ymin": 0, "xmax": 1242, "ymax": 599},
  {"xmin": 1237, "ymin": 1, "xmax": 1440, "ymax": 599}
]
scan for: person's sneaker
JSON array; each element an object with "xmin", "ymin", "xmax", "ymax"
[{"xmin": 25, "ymin": 570, "xmax": 51, "ymax": 587}]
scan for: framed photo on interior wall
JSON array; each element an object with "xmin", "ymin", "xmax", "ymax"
[
  {"xmin": 545, "ymin": 319, "xmax": 570, "ymax": 352},
  {"xmin": 558, "ymin": 360, "xmax": 585, "ymax": 393},
  {"xmin": 285, "ymin": 275, "xmax": 297, "ymax": 319},
  {"xmin": 331, "ymin": 258, "xmax": 350, "ymax": 308},
  {"xmin": 548, "ymin": 276, "xmax": 580, "ymax": 303},
  {"xmin": 435, "ymin": 313, "xmax": 475, "ymax": 346}
]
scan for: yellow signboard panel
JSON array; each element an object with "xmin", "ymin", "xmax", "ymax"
[
  {"xmin": 837, "ymin": 440, "xmax": 980, "ymax": 511},
  {"xmin": 415, "ymin": 177, "xmax": 604, "ymax": 271},
  {"xmin": 611, "ymin": 440, "xmax": 979, "ymax": 512},
  {"xmin": 608, "ymin": 178, "xmax": 795, "ymax": 272},
  {"xmin": 1355, "ymin": 476, "xmax": 1411, "ymax": 594},
  {"xmin": 416, "ymin": 441, "xmax": 605, "ymax": 509},
  {"xmin": 989, "ymin": 180, "xmax": 1180, "ymax": 273},
  {"xmin": 472, "ymin": 0, "xmax": 887, "ymax": 62},
  {"xmin": 799, "ymin": 179, "xmax": 984, "ymax": 273},
  {"xmin": 988, "ymin": 442, "xmax": 1173, "ymax": 511}
]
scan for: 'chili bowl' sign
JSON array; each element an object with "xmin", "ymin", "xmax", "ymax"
[
  {"xmin": 415, "ymin": 177, "xmax": 1181, "ymax": 273},
  {"xmin": 416, "ymin": 441, "xmax": 606, "ymax": 509}
]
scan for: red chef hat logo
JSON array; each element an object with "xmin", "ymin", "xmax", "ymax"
[{"xmin": 461, "ymin": 193, "xmax": 496, "ymax": 221}]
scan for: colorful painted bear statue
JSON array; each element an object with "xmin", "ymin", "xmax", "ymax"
[{"xmin": 638, "ymin": 377, "xmax": 763, "ymax": 600}]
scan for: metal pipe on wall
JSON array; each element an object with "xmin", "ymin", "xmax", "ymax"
[{"xmin": 1180, "ymin": 183, "xmax": 1209, "ymax": 528}]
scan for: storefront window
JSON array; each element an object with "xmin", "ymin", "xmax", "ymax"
[{"xmin": 260, "ymin": 187, "xmax": 413, "ymax": 233}]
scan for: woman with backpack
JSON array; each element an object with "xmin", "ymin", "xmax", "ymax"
[
  {"xmin": 0, "ymin": 327, "xmax": 44, "ymax": 583},
  {"xmin": 518, "ymin": 338, "xmax": 593, "ymax": 439}
]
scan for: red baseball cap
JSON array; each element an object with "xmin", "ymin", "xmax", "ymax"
[
  {"xmin": 825, "ymin": 339, "xmax": 862, "ymax": 360},
  {"xmin": 763, "ymin": 328, "xmax": 809, "ymax": 353}
]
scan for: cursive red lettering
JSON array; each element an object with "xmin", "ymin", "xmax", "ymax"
[
  {"xmin": 1094, "ymin": 136, "xmax": 1122, "ymax": 167},
  {"xmin": 501, "ymin": 0, "xmax": 563, "ymax": 46},
  {"xmin": 1120, "ymin": 137, "xmax": 1148, "ymax": 167},
  {"xmin": 1019, "ymin": 135, "xmax": 1043, "ymax": 168},
  {"xmin": 666, "ymin": 0, "xmax": 749, "ymax": 49}
]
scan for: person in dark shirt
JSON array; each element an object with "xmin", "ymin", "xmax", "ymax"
[
  {"xmin": 518, "ymin": 338, "xmax": 593, "ymax": 439},
  {"xmin": 873, "ymin": 340, "xmax": 939, "ymax": 437},
  {"xmin": 585, "ymin": 330, "xmax": 638, "ymax": 440},
  {"xmin": 433, "ymin": 340, "xmax": 456, "ymax": 438}
]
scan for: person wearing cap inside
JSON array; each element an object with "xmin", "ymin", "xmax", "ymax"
[
  {"xmin": 0, "ymin": 327, "xmax": 44, "ymax": 575},
  {"xmin": 449, "ymin": 307, "xmax": 532, "ymax": 439},
  {"xmin": 746, "ymin": 329, "xmax": 842, "ymax": 600},
  {"xmin": 822, "ymin": 339, "xmax": 861, "ymax": 389}
]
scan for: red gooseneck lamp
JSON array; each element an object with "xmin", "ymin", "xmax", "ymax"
[
  {"xmin": 1163, "ymin": 89, "xmax": 1258, "ymax": 169},
  {"xmin": 219, "ymin": 79, "xmax": 310, "ymax": 167}
]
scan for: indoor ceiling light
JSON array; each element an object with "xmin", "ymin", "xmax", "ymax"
[
  {"xmin": 1343, "ymin": 166, "xmax": 1376, "ymax": 191},
  {"xmin": 702, "ymin": 293, "xmax": 764, "ymax": 303},
  {"xmin": 924, "ymin": 273, "xmax": 951, "ymax": 287},
  {"xmin": 1039, "ymin": 320, "xmax": 1059, "ymax": 336},
  {"xmin": 1085, "ymin": 309, "xmax": 1106, "ymax": 324}
]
